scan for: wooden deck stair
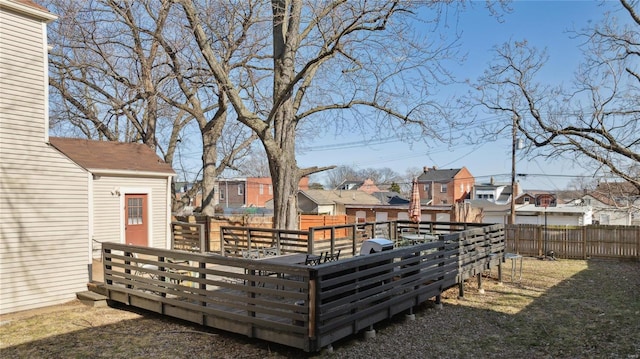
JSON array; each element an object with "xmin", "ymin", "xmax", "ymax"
[{"xmin": 77, "ymin": 281, "xmax": 108, "ymax": 307}]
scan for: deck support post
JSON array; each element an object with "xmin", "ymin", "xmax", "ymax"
[{"xmin": 364, "ymin": 325, "xmax": 376, "ymax": 339}]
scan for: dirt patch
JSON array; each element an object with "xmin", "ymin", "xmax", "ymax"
[{"xmin": 1, "ymin": 258, "xmax": 639, "ymax": 358}]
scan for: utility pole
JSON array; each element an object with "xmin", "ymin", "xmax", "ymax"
[{"xmin": 510, "ymin": 114, "xmax": 520, "ymax": 225}]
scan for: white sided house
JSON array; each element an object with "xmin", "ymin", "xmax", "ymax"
[
  {"xmin": 0, "ymin": 1, "xmax": 175, "ymax": 314},
  {"xmin": 0, "ymin": 0, "xmax": 85, "ymax": 314},
  {"xmin": 49, "ymin": 138, "xmax": 175, "ymax": 255}
]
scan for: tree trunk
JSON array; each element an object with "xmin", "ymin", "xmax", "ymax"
[
  {"xmin": 200, "ymin": 131, "xmax": 218, "ymax": 216},
  {"xmin": 269, "ymin": 0, "xmax": 302, "ymax": 230},
  {"xmin": 267, "ymin": 137, "xmax": 300, "ymax": 230}
]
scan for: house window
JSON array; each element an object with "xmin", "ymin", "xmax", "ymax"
[
  {"xmin": 259, "ymin": 184, "xmax": 264, "ymax": 195},
  {"xmin": 599, "ymin": 214, "xmax": 610, "ymax": 225},
  {"xmin": 269, "ymin": 185, "xmax": 272, "ymax": 195},
  {"xmin": 220, "ymin": 190, "xmax": 225, "ymax": 200},
  {"xmin": 127, "ymin": 198, "xmax": 143, "ymax": 225},
  {"xmin": 424, "ymin": 184, "xmax": 430, "ymax": 192},
  {"xmin": 238, "ymin": 185, "xmax": 244, "ymax": 196},
  {"xmin": 440, "ymin": 184, "xmax": 447, "ymax": 193},
  {"xmin": 524, "ymin": 197, "xmax": 530, "ymax": 204}
]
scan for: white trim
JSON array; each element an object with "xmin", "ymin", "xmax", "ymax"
[
  {"xmin": 89, "ymin": 168, "xmax": 174, "ymax": 178},
  {"xmin": 118, "ymin": 187, "xmax": 153, "ymax": 246},
  {"xmin": 165, "ymin": 176, "xmax": 172, "ymax": 249},
  {"xmin": 42, "ymin": 21, "xmax": 49, "ymax": 143},
  {"xmin": 88, "ymin": 172, "xmax": 94, "ymax": 265},
  {"xmin": 0, "ymin": 0, "xmax": 58, "ymax": 22}
]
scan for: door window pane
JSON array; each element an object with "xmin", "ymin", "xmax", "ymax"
[{"xmin": 128, "ymin": 198, "xmax": 143, "ymax": 225}]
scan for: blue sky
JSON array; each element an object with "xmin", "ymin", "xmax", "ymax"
[{"xmin": 298, "ymin": 1, "xmax": 620, "ymax": 191}]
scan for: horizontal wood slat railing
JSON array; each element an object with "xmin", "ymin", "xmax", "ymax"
[
  {"xmin": 171, "ymin": 221, "xmax": 206, "ymax": 253},
  {"xmin": 103, "ymin": 222, "xmax": 505, "ymax": 352}
]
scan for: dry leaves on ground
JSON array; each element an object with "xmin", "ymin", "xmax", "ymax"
[{"xmin": 1, "ymin": 258, "xmax": 639, "ymax": 358}]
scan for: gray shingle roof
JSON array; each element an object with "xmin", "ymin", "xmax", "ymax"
[
  {"xmin": 300, "ymin": 189, "xmax": 382, "ymax": 205},
  {"xmin": 417, "ymin": 168, "xmax": 462, "ymax": 182}
]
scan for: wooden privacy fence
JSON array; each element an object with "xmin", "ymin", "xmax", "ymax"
[
  {"xmin": 171, "ymin": 221, "xmax": 206, "ymax": 252},
  {"xmin": 506, "ymin": 224, "xmax": 640, "ymax": 259},
  {"xmin": 101, "ymin": 223, "xmax": 505, "ymax": 352}
]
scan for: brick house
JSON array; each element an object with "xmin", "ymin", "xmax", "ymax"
[
  {"xmin": 417, "ymin": 166, "xmax": 474, "ymax": 205},
  {"xmin": 219, "ymin": 176, "xmax": 310, "ymax": 208}
]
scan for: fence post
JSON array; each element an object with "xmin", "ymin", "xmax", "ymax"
[
  {"xmin": 537, "ymin": 225, "xmax": 543, "ymax": 257},
  {"xmin": 635, "ymin": 226, "xmax": 640, "ymax": 261},
  {"xmin": 514, "ymin": 224, "xmax": 519, "ymax": 254},
  {"xmin": 308, "ymin": 229, "xmax": 315, "ymax": 254},
  {"xmin": 582, "ymin": 226, "xmax": 587, "ymax": 260},
  {"xmin": 352, "ymin": 224, "xmax": 358, "ymax": 256},
  {"xmin": 220, "ymin": 226, "xmax": 226, "ymax": 256},
  {"xmin": 170, "ymin": 222, "xmax": 175, "ymax": 250},
  {"xmin": 199, "ymin": 223, "xmax": 206, "ymax": 253}
]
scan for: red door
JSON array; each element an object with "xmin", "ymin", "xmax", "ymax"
[{"xmin": 125, "ymin": 194, "xmax": 148, "ymax": 246}]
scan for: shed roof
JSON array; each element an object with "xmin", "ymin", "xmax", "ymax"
[{"xmin": 50, "ymin": 137, "xmax": 175, "ymax": 175}]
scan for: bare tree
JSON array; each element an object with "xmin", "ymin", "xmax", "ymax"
[
  {"xmin": 324, "ymin": 165, "xmax": 361, "ymax": 189},
  {"xmin": 48, "ymin": 0, "xmax": 173, "ymax": 148},
  {"xmin": 176, "ymin": 0, "xmax": 469, "ymax": 229},
  {"xmin": 472, "ymin": 0, "xmax": 640, "ymax": 193},
  {"xmin": 48, "ymin": 0, "xmax": 257, "ymax": 214},
  {"xmin": 234, "ymin": 145, "xmax": 271, "ymax": 177},
  {"xmin": 324, "ymin": 165, "xmax": 403, "ymax": 189}
]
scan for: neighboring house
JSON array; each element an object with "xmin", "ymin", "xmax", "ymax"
[
  {"xmin": 246, "ymin": 177, "xmax": 275, "ymax": 207},
  {"xmin": 335, "ymin": 178, "xmax": 381, "ymax": 194},
  {"xmin": 575, "ymin": 182, "xmax": 639, "ymax": 225},
  {"xmin": 218, "ymin": 178, "xmax": 249, "ymax": 208},
  {"xmin": 516, "ymin": 190, "xmax": 553, "ymax": 206},
  {"xmin": 0, "ymin": 0, "xmax": 85, "ymax": 314},
  {"xmin": 372, "ymin": 191, "xmax": 409, "ymax": 206},
  {"xmin": 221, "ymin": 176, "xmax": 309, "ymax": 209},
  {"xmin": 471, "ymin": 200, "xmax": 593, "ymax": 225},
  {"xmin": 49, "ymin": 138, "xmax": 175, "ymax": 251},
  {"xmin": 175, "ymin": 181, "xmax": 202, "ymax": 210},
  {"xmin": 577, "ymin": 194, "xmax": 630, "ymax": 225},
  {"xmin": 417, "ymin": 166, "xmax": 474, "ymax": 205},
  {"xmin": 472, "ymin": 177, "xmax": 520, "ymax": 205},
  {"xmin": 298, "ymin": 189, "xmax": 383, "ymax": 216}
]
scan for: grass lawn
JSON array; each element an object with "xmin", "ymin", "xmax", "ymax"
[{"xmin": 1, "ymin": 257, "xmax": 639, "ymax": 358}]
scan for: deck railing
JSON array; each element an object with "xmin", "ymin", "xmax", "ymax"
[
  {"xmin": 171, "ymin": 221, "xmax": 206, "ymax": 252},
  {"xmin": 103, "ymin": 221, "xmax": 505, "ymax": 352}
]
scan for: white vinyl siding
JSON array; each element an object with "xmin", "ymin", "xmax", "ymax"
[
  {"xmin": 0, "ymin": 8, "xmax": 88, "ymax": 315},
  {"xmin": 92, "ymin": 176, "xmax": 171, "ymax": 253},
  {"xmin": 0, "ymin": 11, "xmax": 46, "ymax": 143}
]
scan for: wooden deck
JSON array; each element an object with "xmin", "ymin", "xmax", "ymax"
[{"xmin": 101, "ymin": 222, "xmax": 505, "ymax": 352}]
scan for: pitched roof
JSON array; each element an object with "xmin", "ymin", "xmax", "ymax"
[
  {"xmin": 300, "ymin": 189, "xmax": 383, "ymax": 206},
  {"xmin": 417, "ymin": 167, "xmax": 462, "ymax": 182},
  {"xmin": 2, "ymin": 0, "xmax": 57, "ymax": 21},
  {"xmin": 50, "ymin": 137, "xmax": 175, "ymax": 175},
  {"xmin": 372, "ymin": 191, "xmax": 409, "ymax": 205},
  {"xmin": 12, "ymin": 0, "xmax": 48, "ymax": 11},
  {"xmin": 595, "ymin": 181, "xmax": 640, "ymax": 196}
]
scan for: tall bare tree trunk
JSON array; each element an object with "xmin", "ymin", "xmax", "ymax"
[{"xmin": 268, "ymin": 0, "xmax": 303, "ymax": 230}]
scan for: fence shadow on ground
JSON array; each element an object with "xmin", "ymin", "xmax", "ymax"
[{"xmin": 3, "ymin": 259, "xmax": 638, "ymax": 358}]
